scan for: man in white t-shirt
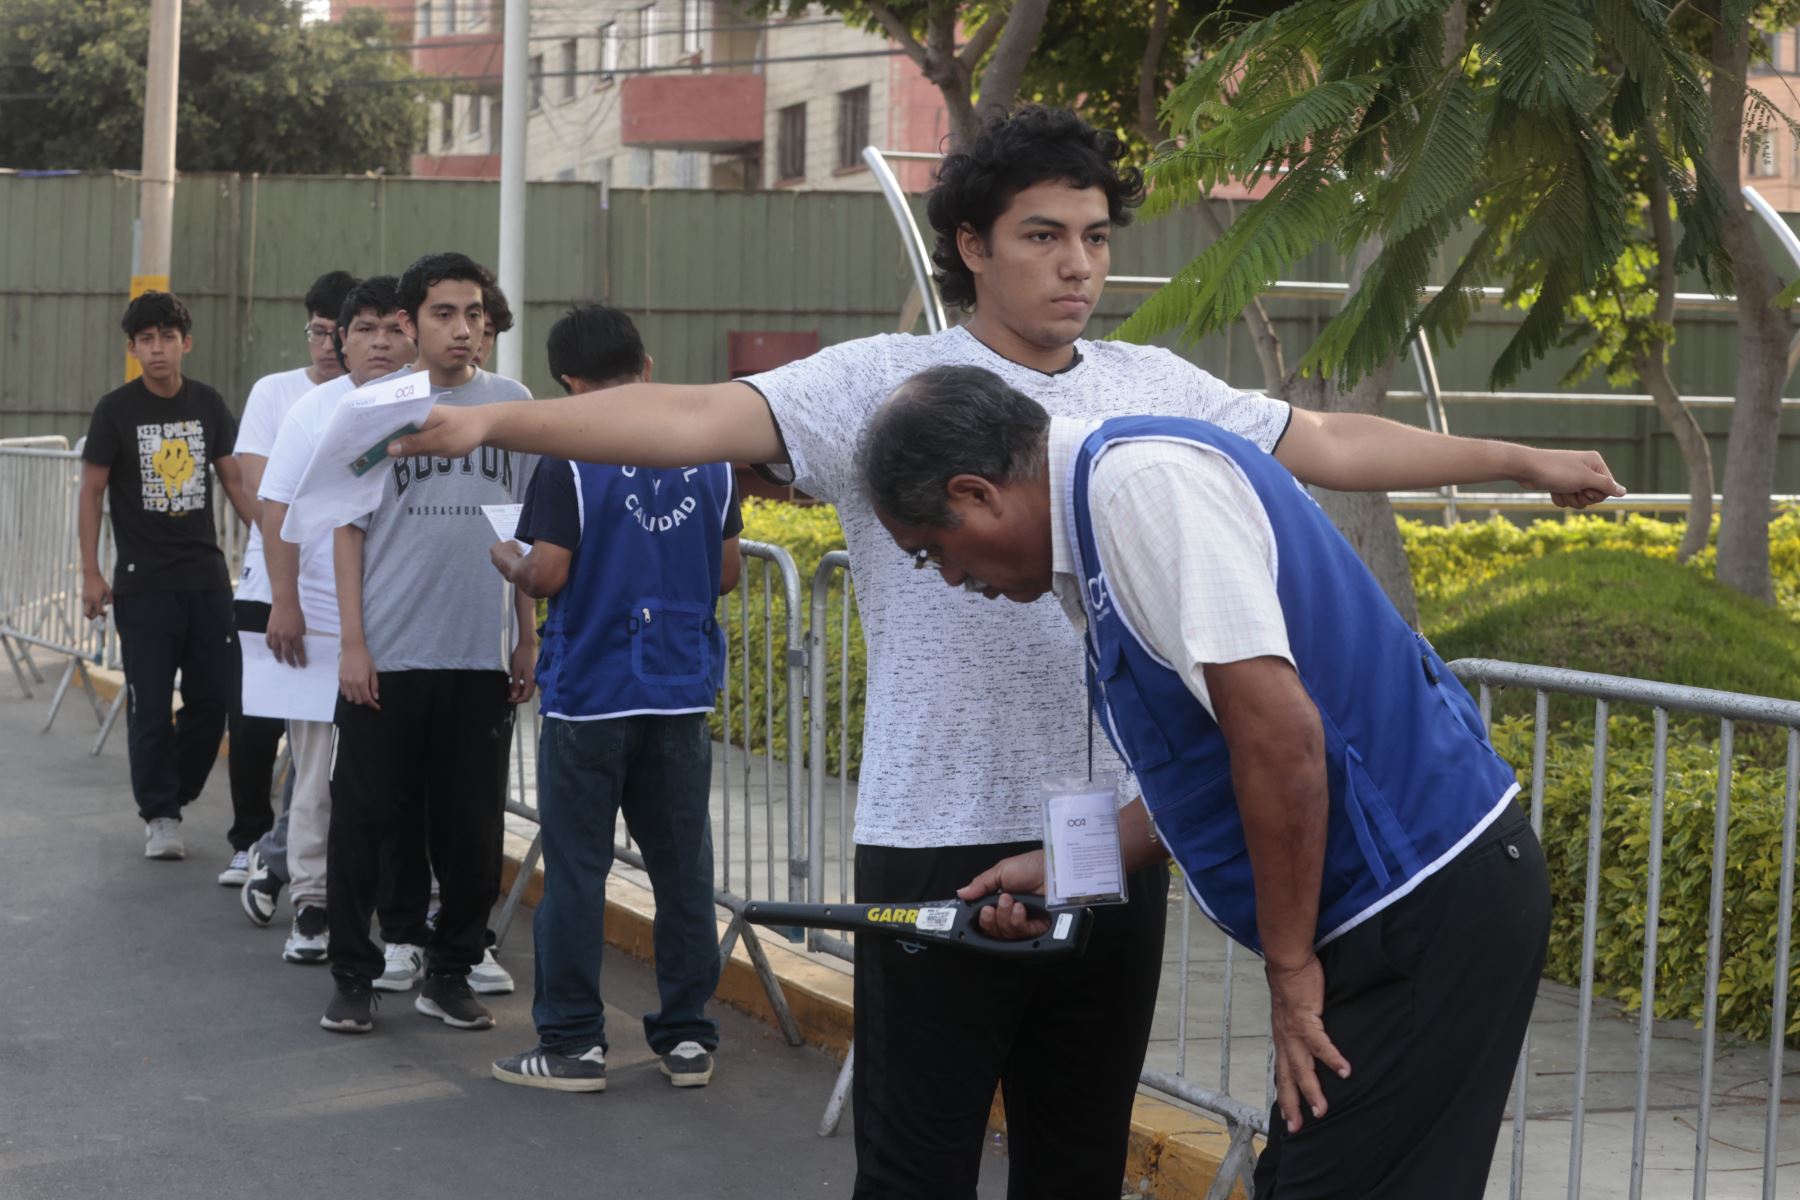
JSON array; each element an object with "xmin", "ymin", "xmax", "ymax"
[
  {"xmin": 390, "ymin": 107, "xmax": 1623, "ymax": 1197},
  {"xmin": 221, "ymin": 271, "xmax": 355, "ymax": 889},
  {"xmin": 239, "ymin": 276, "xmax": 412, "ymax": 968}
]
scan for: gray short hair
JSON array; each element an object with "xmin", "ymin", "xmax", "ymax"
[{"xmin": 858, "ymin": 365, "xmax": 1050, "ymax": 529}]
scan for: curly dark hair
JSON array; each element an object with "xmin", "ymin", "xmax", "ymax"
[
  {"xmin": 925, "ymin": 107, "xmax": 1144, "ymax": 311},
  {"xmin": 483, "ymin": 282, "xmax": 514, "ymax": 334}
]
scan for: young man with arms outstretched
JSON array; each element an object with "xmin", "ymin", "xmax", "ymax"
[
  {"xmin": 488, "ymin": 305, "xmax": 743, "ymax": 1093},
  {"xmin": 221, "ymin": 270, "xmax": 355, "ymax": 888},
  {"xmin": 390, "ymin": 108, "xmax": 1619, "ymax": 1195},
  {"xmin": 321, "ymin": 253, "xmax": 536, "ymax": 1035},
  {"xmin": 80, "ymin": 291, "xmax": 256, "ymax": 865}
]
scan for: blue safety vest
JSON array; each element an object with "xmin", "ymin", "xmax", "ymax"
[
  {"xmin": 1069, "ymin": 416, "xmax": 1518, "ymax": 952},
  {"xmin": 538, "ymin": 461, "xmax": 732, "ymax": 720}
]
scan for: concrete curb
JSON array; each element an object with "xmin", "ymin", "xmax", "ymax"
[{"xmin": 499, "ymin": 850, "xmax": 1250, "ymax": 1198}]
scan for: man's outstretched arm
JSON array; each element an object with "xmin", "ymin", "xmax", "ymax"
[
  {"xmin": 1276, "ymin": 408, "xmax": 1626, "ymax": 508},
  {"xmin": 389, "ymin": 380, "xmax": 785, "ymax": 469}
]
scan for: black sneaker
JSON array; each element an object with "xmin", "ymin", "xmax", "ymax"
[
  {"xmin": 491, "ymin": 1044, "xmax": 607, "ymax": 1092},
  {"xmin": 659, "ymin": 1040, "xmax": 714, "ymax": 1087},
  {"xmin": 415, "ymin": 974, "xmax": 495, "ymax": 1030},
  {"xmin": 321, "ymin": 979, "xmax": 377, "ymax": 1034},
  {"xmin": 240, "ymin": 848, "xmax": 282, "ymax": 928}
]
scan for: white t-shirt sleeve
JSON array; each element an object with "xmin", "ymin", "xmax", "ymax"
[
  {"xmin": 739, "ymin": 336, "xmax": 890, "ymax": 504},
  {"xmin": 236, "ymin": 375, "xmax": 287, "ymax": 458},
  {"xmin": 258, "ymin": 401, "xmax": 319, "ymax": 505},
  {"xmin": 1089, "ymin": 441, "xmax": 1294, "ymax": 719},
  {"xmin": 1138, "ymin": 345, "xmax": 1292, "ymax": 453}
]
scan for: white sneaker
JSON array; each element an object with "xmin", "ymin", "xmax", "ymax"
[
  {"xmin": 375, "ymin": 942, "xmax": 425, "ymax": 992},
  {"xmin": 469, "ymin": 947, "xmax": 515, "ymax": 995},
  {"xmin": 283, "ymin": 905, "xmax": 329, "ymax": 964},
  {"xmin": 144, "ymin": 818, "xmax": 185, "ymax": 860},
  {"xmin": 217, "ymin": 849, "xmax": 251, "ymax": 886}
]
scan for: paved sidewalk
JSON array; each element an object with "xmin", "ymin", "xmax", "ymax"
[{"xmin": 0, "ymin": 687, "xmax": 1007, "ymax": 1200}]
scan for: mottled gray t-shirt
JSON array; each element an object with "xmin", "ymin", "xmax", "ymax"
[
  {"xmin": 743, "ymin": 326, "xmax": 1292, "ymax": 849},
  {"xmin": 353, "ymin": 369, "xmax": 533, "ymax": 672}
]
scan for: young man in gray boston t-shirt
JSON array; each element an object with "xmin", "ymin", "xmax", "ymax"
[
  {"xmin": 320, "ymin": 253, "xmax": 538, "ymax": 1035},
  {"xmin": 390, "ymin": 110, "xmax": 1624, "ymax": 1195}
]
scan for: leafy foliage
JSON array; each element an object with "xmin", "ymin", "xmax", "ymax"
[
  {"xmin": 1114, "ymin": 0, "xmax": 1727, "ymax": 389},
  {"xmin": 0, "ymin": 0, "xmax": 434, "ymax": 174}
]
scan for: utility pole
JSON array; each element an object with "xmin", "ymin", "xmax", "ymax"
[
  {"xmin": 495, "ymin": 0, "xmax": 529, "ymax": 382},
  {"xmin": 128, "ymin": 0, "xmax": 181, "ymax": 381}
]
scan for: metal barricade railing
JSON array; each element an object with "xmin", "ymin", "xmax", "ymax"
[
  {"xmin": 1447, "ymin": 660, "xmax": 1799, "ymax": 1200},
  {"xmin": 490, "ymin": 540, "xmax": 810, "ymax": 1048}
]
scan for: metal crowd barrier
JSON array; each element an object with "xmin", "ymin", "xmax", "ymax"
[
  {"xmin": 1449, "ymin": 660, "xmax": 1799, "ymax": 1200},
  {"xmin": 490, "ymin": 539, "xmax": 809, "ymax": 1049}
]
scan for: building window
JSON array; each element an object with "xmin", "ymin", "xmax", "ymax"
[
  {"xmin": 681, "ymin": 0, "xmax": 704, "ymax": 55},
  {"xmin": 673, "ymin": 151, "xmax": 705, "ymax": 188},
  {"xmin": 490, "ymin": 99, "xmax": 502, "ymax": 152},
  {"xmin": 640, "ymin": 4, "xmax": 658, "ymax": 69},
  {"xmin": 418, "ymin": 0, "xmax": 434, "ymax": 38},
  {"xmin": 561, "ymin": 38, "xmax": 578, "ymax": 101},
  {"xmin": 837, "ymin": 86, "xmax": 869, "ymax": 171},
  {"xmin": 778, "ymin": 103, "xmax": 807, "ymax": 182},
  {"xmin": 529, "ymin": 53, "xmax": 544, "ymax": 111},
  {"xmin": 632, "ymin": 148, "xmax": 656, "ymax": 188},
  {"xmin": 600, "ymin": 23, "xmax": 620, "ymax": 79},
  {"xmin": 444, "ymin": 0, "xmax": 458, "ymax": 33},
  {"xmin": 438, "ymin": 98, "xmax": 454, "ymax": 151},
  {"xmin": 467, "ymin": 94, "xmax": 482, "ymax": 140},
  {"xmin": 1748, "ymin": 130, "xmax": 1779, "ymax": 178}
]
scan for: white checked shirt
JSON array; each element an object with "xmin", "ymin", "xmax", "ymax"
[{"xmin": 1047, "ymin": 416, "xmax": 1295, "ymax": 719}]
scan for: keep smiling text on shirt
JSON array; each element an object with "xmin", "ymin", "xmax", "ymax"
[{"xmin": 135, "ymin": 419, "xmax": 208, "ymax": 515}]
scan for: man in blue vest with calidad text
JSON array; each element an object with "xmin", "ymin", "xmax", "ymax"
[
  {"xmin": 858, "ymin": 365, "xmax": 1553, "ymax": 1200},
  {"xmin": 487, "ymin": 305, "xmax": 744, "ymax": 1094}
]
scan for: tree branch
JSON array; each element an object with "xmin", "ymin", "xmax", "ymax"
[
  {"xmin": 969, "ymin": 0, "xmax": 1050, "ymax": 120},
  {"xmin": 957, "ymin": 3, "xmax": 1009, "ymax": 70},
  {"xmin": 862, "ymin": 0, "xmax": 932, "ymax": 70},
  {"xmin": 1137, "ymin": 0, "xmax": 1174, "ymax": 139},
  {"xmin": 1195, "ymin": 197, "xmax": 1288, "ymax": 395}
]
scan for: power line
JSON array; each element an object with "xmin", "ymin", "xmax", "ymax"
[{"xmin": 338, "ymin": 45, "xmax": 910, "ymax": 88}]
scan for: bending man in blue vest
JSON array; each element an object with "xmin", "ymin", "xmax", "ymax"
[
  {"xmin": 859, "ymin": 365, "xmax": 1551, "ymax": 1199},
  {"xmin": 488, "ymin": 305, "xmax": 744, "ymax": 1093}
]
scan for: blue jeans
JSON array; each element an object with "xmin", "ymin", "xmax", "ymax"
[{"xmin": 532, "ymin": 713, "xmax": 721, "ymax": 1054}]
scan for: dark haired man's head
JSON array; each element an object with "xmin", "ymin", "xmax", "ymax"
[
  {"xmin": 397, "ymin": 252, "xmax": 492, "ymax": 383},
  {"xmin": 860, "ymin": 365, "xmax": 1054, "ymax": 604},
  {"xmin": 120, "ymin": 291, "xmax": 194, "ymax": 390},
  {"xmin": 305, "ymin": 271, "xmax": 357, "ymax": 382},
  {"xmin": 335, "ymin": 275, "xmax": 410, "ymax": 383},
  {"xmin": 545, "ymin": 304, "xmax": 649, "ymax": 394},
  {"xmin": 474, "ymin": 283, "xmax": 514, "ymax": 369},
  {"xmin": 925, "ymin": 107, "xmax": 1143, "ymax": 359}
]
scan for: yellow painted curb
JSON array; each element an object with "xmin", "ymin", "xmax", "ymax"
[{"xmin": 499, "ymin": 851, "xmax": 1252, "ymax": 1197}]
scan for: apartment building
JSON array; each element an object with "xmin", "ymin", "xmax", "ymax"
[
  {"xmin": 333, "ymin": 1, "xmax": 947, "ymax": 190},
  {"xmin": 1747, "ymin": 28, "xmax": 1800, "ymax": 211}
]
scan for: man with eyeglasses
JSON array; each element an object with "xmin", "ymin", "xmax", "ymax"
[{"xmin": 219, "ymin": 271, "xmax": 356, "ymax": 892}]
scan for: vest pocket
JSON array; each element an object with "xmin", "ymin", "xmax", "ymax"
[
  {"xmin": 1094, "ymin": 635, "xmax": 1173, "ymax": 769},
  {"xmin": 627, "ymin": 599, "xmax": 714, "ymax": 687}
]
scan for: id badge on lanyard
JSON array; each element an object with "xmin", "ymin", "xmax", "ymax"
[{"xmin": 1040, "ymin": 654, "xmax": 1128, "ymax": 908}]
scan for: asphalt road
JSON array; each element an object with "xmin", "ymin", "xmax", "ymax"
[{"xmin": 0, "ymin": 684, "xmax": 1008, "ymax": 1199}]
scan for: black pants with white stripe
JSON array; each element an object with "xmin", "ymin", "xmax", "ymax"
[{"xmin": 1252, "ymin": 800, "xmax": 1550, "ymax": 1199}]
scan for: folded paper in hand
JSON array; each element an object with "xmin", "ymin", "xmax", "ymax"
[{"xmin": 281, "ymin": 370, "xmax": 434, "ymax": 544}]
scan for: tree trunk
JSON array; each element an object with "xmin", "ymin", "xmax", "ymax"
[
  {"xmin": 1709, "ymin": 10, "xmax": 1791, "ymax": 602},
  {"xmin": 969, "ymin": 0, "xmax": 1051, "ymax": 128},
  {"xmin": 1136, "ymin": 0, "xmax": 1174, "ymax": 139},
  {"xmin": 1634, "ymin": 154, "xmax": 1713, "ymax": 562}
]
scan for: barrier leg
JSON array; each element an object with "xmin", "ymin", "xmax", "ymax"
[
  {"xmin": 1204, "ymin": 1121, "xmax": 1259, "ymax": 1200},
  {"xmin": 91, "ymin": 688, "xmax": 125, "ymax": 756},
  {"xmin": 2, "ymin": 635, "xmax": 31, "ymax": 698},
  {"xmin": 41, "ymin": 657, "xmax": 78, "ymax": 733},
  {"xmin": 492, "ymin": 826, "xmax": 543, "ymax": 949},
  {"xmin": 720, "ymin": 912, "xmax": 804, "ymax": 1048},
  {"xmin": 819, "ymin": 1039, "xmax": 854, "ymax": 1137}
]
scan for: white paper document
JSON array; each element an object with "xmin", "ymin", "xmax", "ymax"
[
  {"xmin": 281, "ymin": 370, "xmax": 434, "ymax": 544},
  {"xmin": 1042, "ymin": 778, "xmax": 1126, "ymax": 907},
  {"xmin": 481, "ymin": 503, "xmax": 523, "ymax": 546},
  {"xmin": 241, "ymin": 634, "xmax": 341, "ymax": 723}
]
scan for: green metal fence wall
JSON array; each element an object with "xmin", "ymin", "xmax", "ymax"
[{"xmin": 1, "ymin": 169, "xmax": 1794, "ymax": 497}]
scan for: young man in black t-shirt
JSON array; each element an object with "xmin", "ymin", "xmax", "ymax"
[{"xmin": 79, "ymin": 291, "xmax": 256, "ymax": 863}]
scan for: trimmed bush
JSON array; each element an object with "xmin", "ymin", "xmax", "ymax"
[{"xmin": 1489, "ymin": 715, "xmax": 1800, "ymax": 1046}]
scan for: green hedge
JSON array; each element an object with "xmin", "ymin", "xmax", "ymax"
[{"xmin": 1489, "ymin": 715, "xmax": 1800, "ymax": 1046}]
